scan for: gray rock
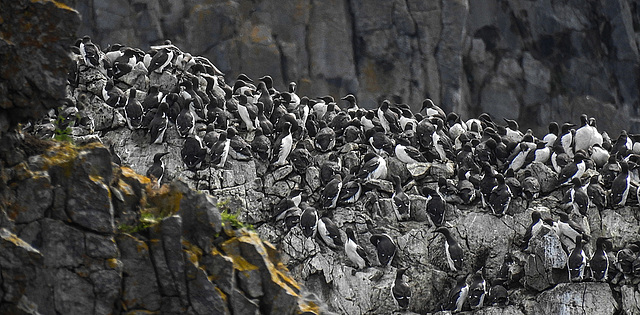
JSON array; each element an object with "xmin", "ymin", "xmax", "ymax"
[
  {"xmin": 85, "ymin": 233, "xmax": 118, "ymax": 259},
  {"xmin": 174, "ymin": 180, "xmax": 222, "ymax": 252},
  {"xmin": 40, "ymin": 219, "xmax": 85, "ymax": 268},
  {"xmin": 9, "ymin": 173, "xmax": 52, "ymax": 223},
  {"xmin": 116, "ymin": 233, "xmax": 162, "ymax": 311},
  {"xmin": 533, "ymin": 283, "xmax": 617, "ymax": 315},
  {"xmin": 601, "ymin": 207, "xmax": 640, "ymax": 246},
  {"xmin": 620, "ymin": 285, "xmax": 640, "ymax": 315},
  {"xmin": 66, "ymin": 147, "xmax": 115, "ymax": 233},
  {"xmin": 524, "ymin": 162, "xmax": 557, "ymax": 194},
  {"xmin": 229, "ymin": 288, "xmax": 260, "ymax": 315},
  {"xmin": 524, "ymin": 227, "xmax": 567, "ymax": 291},
  {"xmin": 53, "ymin": 268, "xmax": 95, "ymax": 315},
  {"xmin": 202, "ymin": 248, "xmax": 236, "ymax": 295},
  {"xmin": 89, "ymin": 270, "xmax": 122, "ymax": 315},
  {"xmin": 0, "ymin": 0, "xmax": 80, "ymax": 134},
  {"xmin": 187, "ymin": 265, "xmax": 231, "ymax": 315},
  {"xmin": 0, "ymin": 228, "xmax": 43, "ymax": 303}
]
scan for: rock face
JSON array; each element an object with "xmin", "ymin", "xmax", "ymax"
[
  {"xmin": 0, "ymin": 142, "xmax": 318, "ymax": 315},
  {"xmin": 73, "ymin": 0, "xmax": 640, "ymax": 134},
  {"xmin": 0, "ymin": 0, "xmax": 80, "ymax": 134}
]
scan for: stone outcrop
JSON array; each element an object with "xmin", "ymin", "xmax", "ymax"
[
  {"xmin": 0, "ymin": 0, "xmax": 80, "ymax": 134},
  {"xmin": 0, "ymin": 141, "xmax": 319, "ymax": 314},
  {"xmin": 73, "ymin": 0, "xmax": 640, "ymax": 134}
]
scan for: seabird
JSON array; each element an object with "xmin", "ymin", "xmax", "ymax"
[
  {"xmin": 316, "ymin": 217, "xmax": 343, "ymax": 249},
  {"xmin": 590, "ymin": 237, "xmax": 611, "ymax": 282},
  {"xmin": 391, "ymin": 268, "xmax": 411, "ymax": 311},
  {"xmin": 391, "ymin": 175, "xmax": 411, "ymax": 221},
  {"xmin": 567, "ymin": 234, "xmax": 587, "ymax": 282},
  {"xmin": 435, "ymin": 227, "xmax": 463, "ymax": 272},
  {"xmin": 124, "ymin": 88, "xmax": 144, "ymax": 130},
  {"xmin": 344, "ymin": 227, "xmax": 370, "ymax": 270},
  {"xmin": 146, "ymin": 152, "xmax": 169, "ymax": 187},
  {"xmin": 370, "ymin": 233, "xmax": 396, "ymax": 267}
]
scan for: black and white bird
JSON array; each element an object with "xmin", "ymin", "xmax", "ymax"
[
  {"xmin": 271, "ymin": 121, "xmax": 294, "ymax": 167},
  {"xmin": 356, "ymin": 152, "xmax": 387, "ymax": 181},
  {"xmin": 488, "ymin": 174, "xmax": 512, "ymax": 217},
  {"xmin": 447, "ymin": 276, "xmax": 469, "ymax": 313},
  {"xmin": 181, "ymin": 136, "xmax": 207, "ymax": 171},
  {"xmin": 560, "ymin": 177, "xmax": 589, "ymax": 216},
  {"xmin": 338, "ymin": 175, "xmax": 362, "ymax": 205},
  {"xmin": 344, "ymin": 227, "xmax": 370, "ymax": 270},
  {"xmin": 435, "ymin": 227, "xmax": 464, "ymax": 272},
  {"xmin": 320, "ymin": 174, "xmax": 343, "ymax": 210},
  {"xmin": 300, "ymin": 206, "xmax": 319, "ymax": 238},
  {"xmin": 610, "ymin": 159, "xmax": 631, "ymax": 207},
  {"xmin": 521, "ymin": 170, "xmax": 540, "ymax": 200},
  {"xmin": 124, "ymin": 88, "xmax": 144, "ymax": 130},
  {"xmin": 391, "ymin": 268, "xmax": 411, "ymax": 311},
  {"xmin": 556, "ymin": 151, "xmax": 587, "ymax": 187},
  {"xmin": 423, "ymin": 186, "xmax": 446, "ymax": 227},
  {"xmin": 211, "ymin": 131, "xmax": 231, "ymax": 168},
  {"xmin": 146, "ymin": 152, "xmax": 169, "ymax": 187},
  {"xmin": 148, "ymin": 102, "xmax": 169, "ymax": 144},
  {"xmin": 370, "ymin": 233, "xmax": 396, "ymax": 267},
  {"xmin": 590, "ymin": 237, "xmax": 611, "ymax": 282},
  {"xmin": 317, "ymin": 217, "xmax": 343, "ymax": 249},
  {"xmin": 391, "ymin": 175, "xmax": 411, "ymax": 221},
  {"xmin": 567, "ymin": 234, "xmax": 587, "ymax": 282},
  {"xmin": 467, "ymin": 270, "xmax": 488, "ymax": 310},
  {"xmin": 395, "ymin": 138, "xmax": 427, "ymax": 164},
  {"xmin": 586, "ymin": 176, "xmax": 607, "ymax": 212}
]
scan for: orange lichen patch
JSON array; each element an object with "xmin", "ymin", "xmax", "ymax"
[
  {"xmin": 236, "ymin": 232, "xmax": 301, "ymax": 294},
  {"xmin": 182, "ymin": 239, "xmax": 203, "ymax": 266},
  {"xmin": 144, "ymin": 182, "xmax": 182, "ymax": 218},
  {"xmin": 120, "ymin": 167, "xmax": 151, "ymax": 186},
  {"xmin": 215, "ymin": 287, "xmax": 228, "ymax": 302},
  {"xmin": 220, "ymin": 238, "xmax": 259, "ymax": 272},
  {"xmin": 298, "ymin": 300, "xmax": 320, "ymax": 314},
  {"xmin": 89, "ymin": 174, "xmax": 104, "ymax": 184},
  {"xmin": 135, "ymin": 241, "xmax": 149, "ymax": 253},
  {"xmin": 106, "ymin": 258, "xmax": 120, "ymax": 269},
  {"xmin": 41, "ymin": 142, "xmax": 78, "ymax": 177},
  {"xmin": 30, "ymin": 0, "xmax": 76, "ymax": 12},
  {"xmin": 0, "ymin": 229, "xmax": 39, "ymax": 253}
]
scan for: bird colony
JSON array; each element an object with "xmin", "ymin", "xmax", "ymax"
[{"xmin": 27, "ymin": 36, "xmax": 640, "ymax": 314}]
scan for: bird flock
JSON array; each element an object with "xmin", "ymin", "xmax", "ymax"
[{"xmin": 32, "ymin": 36, "xmax": 640, "ymax": 312}]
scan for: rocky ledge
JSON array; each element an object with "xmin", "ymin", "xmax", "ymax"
[{"xmin": 0, "ymin": 139, "xmax": 321, "ymax": 314}]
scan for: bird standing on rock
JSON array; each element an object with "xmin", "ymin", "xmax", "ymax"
[
  {"xmin": 146, "ymin": 152, "xmax": 169, "ymax": 187},
  {"xmin": 435, "ymin": 227, "xmax": 464, "ymax": 272},
  {"xmin": 345, "ymin": 227, "xmax": 370, "ymax": 271},
  {"xmin": 567, "ymin": 234, "xmax": 587, "ymax": 282},
  {"xmin": 370, "ymin": 233, "xmax": 396, "ymax": 267},
  {"xmin": 391, "ymin": 268, "xmax": 411, "ymax": 311}
]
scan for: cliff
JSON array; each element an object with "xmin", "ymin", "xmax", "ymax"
[
  {"xmin": 71, "ymin": 0, "xmax": 640, "ymax": 135},
  {"xmin": 2, "ymin": 0, "xmax": 640, "ymax": 315}
]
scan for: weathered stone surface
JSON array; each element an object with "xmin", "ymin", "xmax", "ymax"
[
  {"xmin": 9, "ymin": 173, "xmax": 52, "ymax": 223},
  {"xmin": 66, "ymin": 147, "xmax": 115, "ymax": 233},
  {"xmin": 620, "ymin": 285, "xmax": 640, "ymax": 315},
  {"xmin": 229, "ymin": 288, "xmax": 260, "ymax": 315},
  {"xmin": 0, "ymin": 0, "xmax": 79, "ymax": 134},
  {"xmin": 533, "ymin": 283, "xmax": 617, "ymax": 315},
  {"xmin": 41, "ymin": 219, "xmax": 85, "ymax": 268},
  {"xmin": 53, "ymin": 269, "xmax": 95, "ymax": 315},
  {"xmin": 174, "ymin": 181, "xmax": 223, "ymax": 252},
  {"xmin": 116, "ymin": 233, "xmax": 162, "ymax": 312},
  {"xmin": 187, "ymin": 264, "xmax": 231, "ymax": 315},
  {"xmin": 524, "ymin": 227, "xmax": 567, "ymax": 291}
]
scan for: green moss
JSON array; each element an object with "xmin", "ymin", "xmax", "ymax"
[{"xmin": 217, "ymin": 199, "xmax": 254, "ymax": 231}]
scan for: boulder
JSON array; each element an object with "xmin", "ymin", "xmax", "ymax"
[{"xmin": 533, "ymin": 283, "xmax": 618, "ymax": 315}]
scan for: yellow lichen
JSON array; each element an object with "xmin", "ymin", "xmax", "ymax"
[
  {"xmin": 298, "ymin": 300, "xmax": 320, "ymax": 314},
  {"xmin": 215, "ymin": 287, "xmax": 228, "ymax": 302},
  {"xmin": 182, "ymin": 239, "xmax": 203, "ymax": 266},
  {"xmin": 106, "ymin": 258, "xmax": 120, "ymax": 269}
]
